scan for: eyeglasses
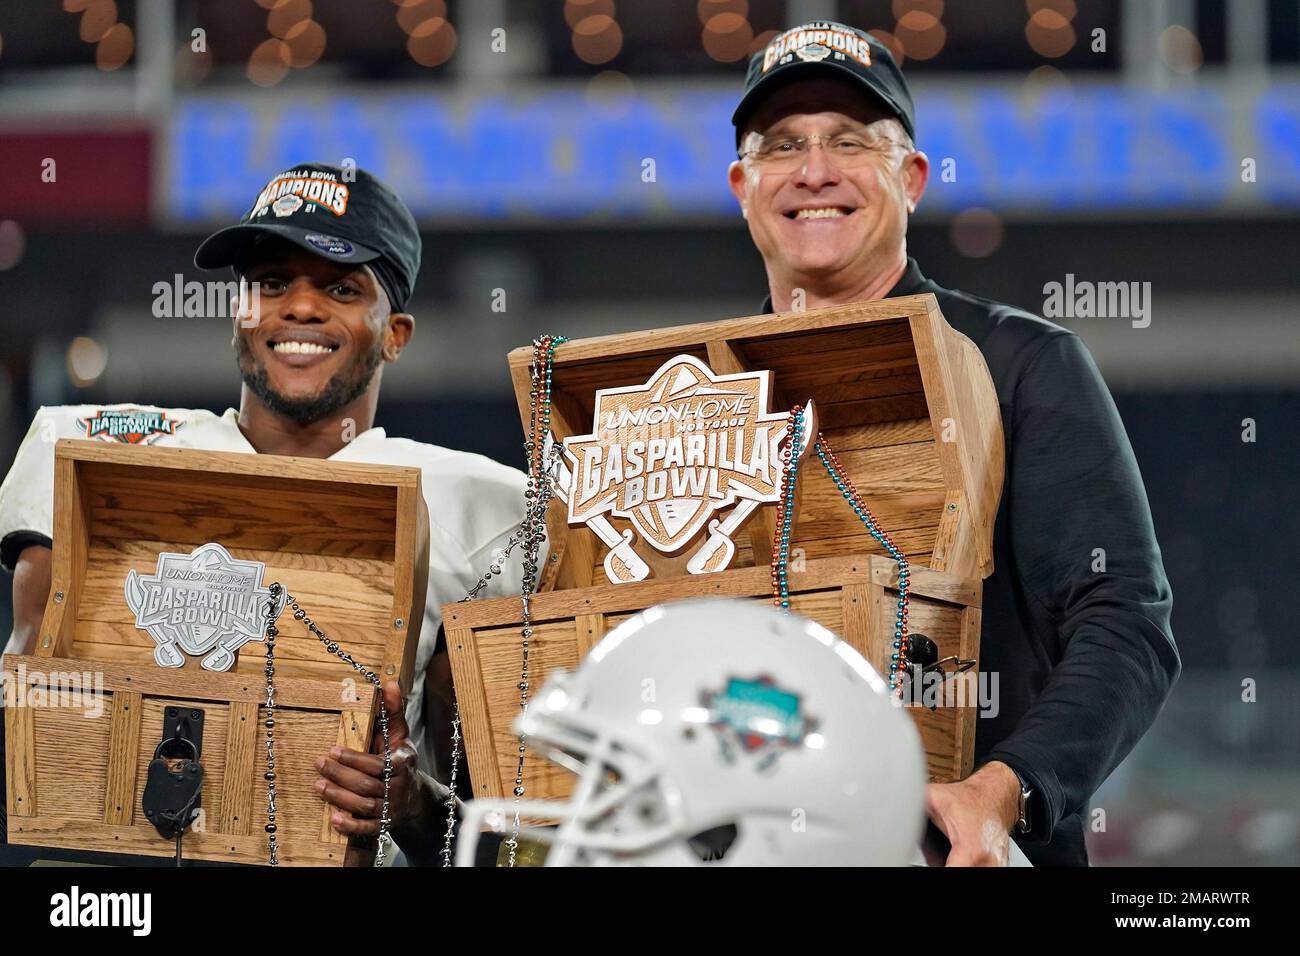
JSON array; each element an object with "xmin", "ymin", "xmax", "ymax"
[{"xmin": 739, "ymin": 132, "xmax": 907, "ymax": 171}]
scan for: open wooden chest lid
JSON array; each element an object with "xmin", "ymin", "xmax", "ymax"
[
  {"xmin": 34, "ymin": 440, "xmax": 429, "ymax": 685},
  {"xmin": 510, "ymin": 293, "xmax": 1005, "ymax": 588}
]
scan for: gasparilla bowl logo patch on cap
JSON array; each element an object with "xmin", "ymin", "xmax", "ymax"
[
  {"xmin": 796, "ymin": 42, "xmax": 832, "ymax": 62},
  {"xmin": 271, "ymin": 194, "xmax": 303, "ymax": 218},
  {"xmin": 304, "ymin": 233, "xmax": 353, "ymax": 256}
]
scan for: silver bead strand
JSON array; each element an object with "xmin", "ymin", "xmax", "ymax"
[
  {"xmin": 439, "ymin": 701, "xmax": 462, "ymax": 867},
  {"xmin": 262, "ymin": 583, "xmax": 395, "ymax": 867},
  {"xmin": 440, "ymin": 334, "xmax": 565, "ymax": 868}
]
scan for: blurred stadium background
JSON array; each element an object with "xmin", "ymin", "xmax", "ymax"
[{"xmin": 0, "ymin": 0, "xmax": 1296, "ymax": 865}]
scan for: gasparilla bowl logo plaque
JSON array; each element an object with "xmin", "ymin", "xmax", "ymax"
[
  {"xmin": 562, "ymin": 355, "xmax": 790, "ymax": 581},
  {"xmin": 124, "ymin": 542, "xmax": 280, "ymax": 672}
]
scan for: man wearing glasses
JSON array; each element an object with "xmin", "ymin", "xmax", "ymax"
[{"xmin": 728, "ymin": 22, "xmax": 1180, "ymax": 866}]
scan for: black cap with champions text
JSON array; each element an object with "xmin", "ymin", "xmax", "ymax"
[
  {"xmin": 733, "ymin": 21, "xmax": 916, "ymax": 149},
  {"xmin": 194, "ymin": 161, "xmax": 421, "ymax": 312}
]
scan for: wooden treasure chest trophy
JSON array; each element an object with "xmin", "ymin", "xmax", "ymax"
[
  {"xmin": 2, "ymin": 442, "xmax": 428, "ymax": 866},
  {"xmin": 445, "ymin": 294, "xmax": 1004, "ymax": 803}
]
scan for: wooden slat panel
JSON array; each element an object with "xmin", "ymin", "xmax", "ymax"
[
  {"xmin": 444, "ymin": 625, "xmax": 501, "ymax": 800},
  {"xmin": 840, "ymin": 584, "xmax": 873, "ymax": 661},
  {"xmin": 103, "ymin": 690, "xmax": 142, "ymax": 825},
  {"xmin": 478, "ymin": 620, "xmax": 583, "ymax": 800},
  {"xmin": 912, "ymin": 706, "xmax": 961, "ymax": 782},
  {"xmin": 219, "ymin": 700, "xmax": 258, "ymax": 835},
  {"xmin": 793, "ymin": 527, "xmax": 938, "ymax": 565},
  {"xmin": 955, "ymin": 605, "xmax": 982, "ymax": 779},
  {"xmin": 7, "ymin": 817, "xmax": 341, "ymax": 866},
  {"xmin": 574, "ymin": 613, "xmax": 604, "ymax": 658},
  {"xmin": 871, "ymin": 560, "xmax": 980, "ymax": 608},
  {"xmin": 83, "ymin": 510, "xmax": 396, "ymax": 558},
  {"xmin": 830, "ymin": 417, "xmax": 934, "ymax": 451},
  {"xmin": 30, "ymin": 703, "xmax": 111, "ymax": 823},
  {"xmin": 41, "ymin": 452, "xmax": 87, "ymax": 657},
  {"xmin": 387, "ymin": 482, "xmax": 428, "ymax": 691},
  {"xmin": 739, "ymin": 318, "xmax": 915, "ymax": 362},
  {"xmin": 443, "ymin": 554, "xmax": 977, "ymax": 631},
  {"xmin": 796, "ymin": 484, "xmax": 946, "ymax": 532},
  {"xmin": 552, "ymin": 347, "xmax": 713, "ymax": 400},
  {"xmin": 4, "ymin": 681, "xmax": 36, "ymax": 817},
  {"xmin": 92, "ymin": 536, "xmax": 399, "ymax": 577},
  {"xmin": 780, "ymin": 369, "xmax": 924, "ymax": 405},
  {"xmin": 243, "ymin": 707, "xmax": 354, "ymax": 865},
  {"xmin": 72, "ymin": 620, "xmax": 386, "ymax": 667},
  {"xmin": 869, "ymin": 579, "xmax": 895, "ymax": 682},
  {"xmin": 77, "ymin": 572, "xmax": 395, "ymax": 626},
  {"xmin": 85, "ymin": 470, "xmax": 398, "ymax": 523},
  {"xmin": 63, "ymin": 641, "xmax": 360, "ymax": 684},
  {"xmin": 824, "ymin": 442, "xmax": 946, "ymax": 490},
  {"xmin": 6, "ymin": 654, "xmax": 361, "ymax": 712},
  {"xmin": 61, "ymin": 439, "xmax": 419, "ymax": 489},
  {"xmin": 817, "ymin": 392, "xmax": 930, "ymax": 431}
]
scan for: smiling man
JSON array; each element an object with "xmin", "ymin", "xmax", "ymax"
[
  {"xmin": 0, "ymin": 163, "xmax": 525, "ymax": 858},
  {"xmin": 728, "ymin": 23, "xmax": 1180, "ymax": 866}
]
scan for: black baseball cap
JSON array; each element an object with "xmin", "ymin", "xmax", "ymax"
[
  {"xmin": 194, "ymin": 162, "xmax": 421, "ymax": 312},
  {"xmin": 733, "ymin": 21, "xmax": 916, "ymax": 148}
]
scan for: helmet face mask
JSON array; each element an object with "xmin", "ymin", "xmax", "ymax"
[{"xmin": 456, "ymin": 600, "xmax": 927, "ymax": 867}]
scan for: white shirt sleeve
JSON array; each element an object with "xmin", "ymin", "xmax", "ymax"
[
  {"xmin": 404, "ymin": 451, "xmax": 540, "ymax": 782},
  {"xmin": 0, "ymin": 406, "xmax": 75, "ymax": 572}
]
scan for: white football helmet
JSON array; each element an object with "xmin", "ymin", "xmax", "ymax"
[{"xmin": 456, "ymin": 598, "xmax": 927, "ymax": 866}]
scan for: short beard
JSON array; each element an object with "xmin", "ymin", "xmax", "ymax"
[{"xmin": 237, "ymin": 335, "xmax": 384, "ymax": 426}]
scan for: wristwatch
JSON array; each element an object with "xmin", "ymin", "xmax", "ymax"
[{"xmin": 1011, "ymin": 769, "xmax": 1034, "ymax": 836}]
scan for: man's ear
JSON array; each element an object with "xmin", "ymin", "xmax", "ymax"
[
  {"xmin": 901, "ymin": 149, "xmax": 930, "ymax": 214},
  {"xmin": 383, "ymin": 312, "xmax": 415, "ymax": 362},
  {"xmin": 727, "ymin": 160, "xmax": 749, "ymax": 219},
  {"xmin": 231, "ymin": 297, "xmax": 244, "ymax": 347}
]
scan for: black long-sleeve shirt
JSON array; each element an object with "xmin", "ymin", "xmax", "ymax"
[{"xmin": 767, "ymin": 258, "xmax": 1181, "ymax": 866}]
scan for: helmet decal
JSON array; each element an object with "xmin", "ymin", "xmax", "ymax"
[{"xmin": 700, "ymin": 675, "xmax": 818, "ymax": 771}]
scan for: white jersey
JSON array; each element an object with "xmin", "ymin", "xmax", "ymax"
[{"xmin": 0, "ymin": 403, "xmax": 532, "ymax": 778}]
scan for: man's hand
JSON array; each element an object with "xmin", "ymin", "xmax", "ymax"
[
  {"xmin": 314, "ymin": 680, "xmax": 425, "ymax": 838},
  {"xmin": 925, "ymin": 760, "xmax": 1021, "ymax": 867}
]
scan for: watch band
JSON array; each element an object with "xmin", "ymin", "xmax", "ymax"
[{"xmin": 1012, "ymin": 769, "xmax": 1033, "ymax": 835}]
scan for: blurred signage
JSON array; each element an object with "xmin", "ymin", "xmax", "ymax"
[
  {"xmin": 162, "ymin": 82, "xmax": 1300, "ymax": 224},
  {"xmin": 1, "ymin": 129, "xmax": 152, "ymax": 225}
]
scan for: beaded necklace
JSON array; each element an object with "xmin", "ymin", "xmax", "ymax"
[
  {"xmin": 770, "ymin": 406, "xmax": 912, "ymax": 697},
  {"xmin": 439, "ymin": 335, "xmax": 567, "ymax": 867},
  {"xmin": 260, "ymin": 584, "xmax": 395, "ymax": 866}
]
